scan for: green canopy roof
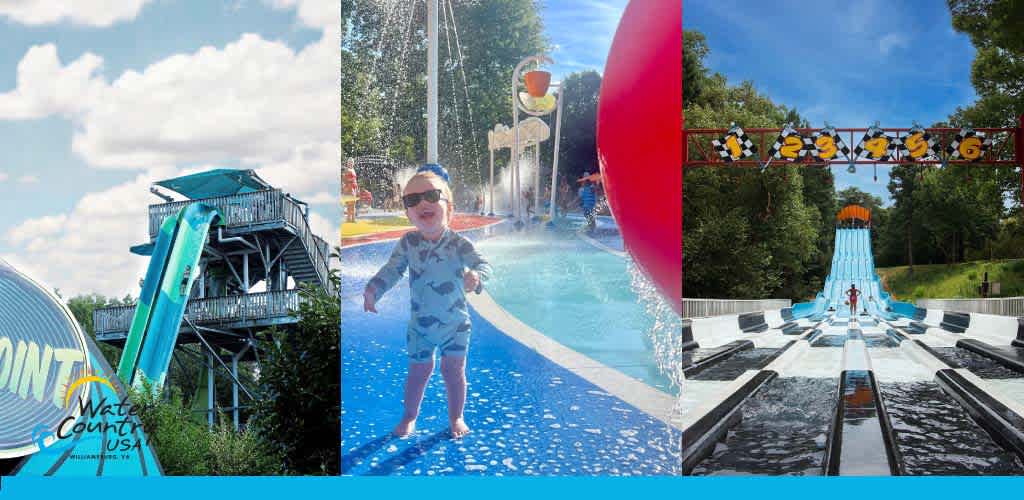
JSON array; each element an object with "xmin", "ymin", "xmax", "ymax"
[{"xmin": 154, "ymin": 169, "xmax": 271, "ymax": 199}]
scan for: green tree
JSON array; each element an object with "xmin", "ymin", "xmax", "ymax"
[
  {"xmin": 683, "ymin": 30, "xmax": 707, "ymax": 104},
  {"xmin": 251, "ymin": 278, "xmax": 340, "ymax": 475},
  {"xmin": 545, "ymin": 70, "xmax": 600, "ymax": 182},
  {"xmin": 67, "ymin": 293, "xmax": 134, "ymax": 367},
  {"xmin": 343, "ymin": 0, "xmax": 548, "ymax": 199},
  {"xmin": 683, "ymin": 32, "xmax": 832, "ymax": 300}
]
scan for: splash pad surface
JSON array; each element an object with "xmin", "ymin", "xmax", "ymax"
[{"xmin": 341, "ymin": 219, "xmax": 680, "ymax": 476}]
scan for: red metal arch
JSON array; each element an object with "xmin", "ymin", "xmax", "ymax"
[{"xmin": 682, "ymin": 114, "xmax": 1024, "ymax": 205}]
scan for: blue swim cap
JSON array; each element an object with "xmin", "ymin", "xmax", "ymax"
[{"xmin": 417, "ymin": 163, "xmax": 450, "ymax": 184}]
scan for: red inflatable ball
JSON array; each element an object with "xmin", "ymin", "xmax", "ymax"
[{"xmin": 597, "ymin": 0, "xmax": 681, "ymax": 315}]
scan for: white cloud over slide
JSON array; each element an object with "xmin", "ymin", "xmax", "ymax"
[
  {"xmin": 0, "ymin": 0, "xmax": 153, "ymax": 27},
  {"xmin": 1, "ymin": 0, "xmax": 340, "ymax": 296}
]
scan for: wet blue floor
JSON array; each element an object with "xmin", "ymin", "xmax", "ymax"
[{"xmin": 341, "ymin": 222, "xmax": 680, "ymax": 476}]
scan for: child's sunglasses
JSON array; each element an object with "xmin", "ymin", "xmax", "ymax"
[{"xmin": 402, "ymin": 189, "xmax": 445, "ymax": 208}]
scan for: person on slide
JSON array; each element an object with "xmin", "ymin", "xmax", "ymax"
[{"xmin": 846, "ymin": 284, "xmax": 861, "ymax": 317}]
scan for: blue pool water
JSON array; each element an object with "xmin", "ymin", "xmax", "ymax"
[
  {"xmin": 341, "ymin": 220, "xmax": 680, "ymax": 476},
  {"xmin": 478, "ymin": 224, "xmax": 672, "ymax": 391}
]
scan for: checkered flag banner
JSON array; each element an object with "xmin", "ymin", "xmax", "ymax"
[
  {"xmin": 898, "ymin": 125, "xmax": 939, "ymax": 160},
  {"xmin": 852, "ymin": 127, "xmax": 898, "ymax": 161},
  {"xmin": 711, "ymin": 126, "xmax": 757, "ymax": 162},
  {"xmin": 945, "ymin": 127, "xmax": 992, "ymax": 161},
  {"xmin": 810, "ymin": 127, "xmax": 851, "ymax": 161},
  {"xmin": 767, "ymin": 126, "xmax": 813, "ymax": 161}
]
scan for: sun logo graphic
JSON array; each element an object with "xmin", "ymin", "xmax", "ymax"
[{"xmin": 60, "ymin": 371, "xmax": 114, "ymax": 409}]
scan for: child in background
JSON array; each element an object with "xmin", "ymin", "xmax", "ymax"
[
  {"xmin": 580, "ymin": 180, "xmax": 596, "ymax": 233},
  {"xmin": 363, "ymin": 165, "xmax": 492, "ymax": 439}
]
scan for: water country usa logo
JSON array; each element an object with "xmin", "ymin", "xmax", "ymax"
[{"xmin": 30, "ymin": 373, "xmax": 151, "ymax": 458}]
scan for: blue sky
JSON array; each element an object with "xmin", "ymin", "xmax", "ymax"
[
  {"xmin": 543, "ymin": 0, "xmax": 628, "ymax": 80},
  {"xmin": 684, "ymin": 0, "xmax": 979, "ymax": 203},
  {"xmin": 0, "ymin": 0, "xmax": 337, "ymax": 296}
]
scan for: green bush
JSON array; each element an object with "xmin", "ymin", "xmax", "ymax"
[{"xmin": 130, "ymin": 384, "xmax": 280, "ymax": 476}]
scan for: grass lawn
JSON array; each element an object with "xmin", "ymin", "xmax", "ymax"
[{"xmin": 876, "ymin": 259, "xmax": 1024, "ymax": 301}]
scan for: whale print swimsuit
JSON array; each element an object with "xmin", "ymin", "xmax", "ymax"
[{"xmin": 367, "ymin": 228, "xmax": 492, "ymax": 363}]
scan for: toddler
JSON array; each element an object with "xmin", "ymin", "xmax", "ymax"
[{"xmin": 363, "ymin": 165, "xmax": 491, "ymax": 438}]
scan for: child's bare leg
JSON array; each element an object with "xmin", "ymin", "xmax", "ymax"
[
  {"xmin": 441, "ymin": 355, "xmax": 470, "ymax": 438},
  {"xmin": 394, "ymin": 360, "xmax": 433, "ymax": 437}
]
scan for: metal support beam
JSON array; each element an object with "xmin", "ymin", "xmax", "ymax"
[
  {"xmin": 489, "ymin": 148, "xmax": 495, "ymax": 215},
  {"xmin": 1017, "ymin": 114, "xmax": 1023, "ymax": 208},
  {"xmin": 207, "ymin": 352, "xmax": 214, "ymax": 429},
  {"xmin": 533, "ymin": 143, "xmax": 540, "ymax": 218},
  {"xmin": 267, "ymin": 237, "xmax": 297, "ymax": 271},
  {"xmin": 184, "ymin": 317, "xmax": 255, "ymax": 400},
  {"xmin": 232, "ymin": 342, "xmax": 253, "ymax": 431},
  {"xmin": 548, "ymin": 85, "xmax": 564, "ymax": 220},
  {"xmin": 198, "ymin": 260, "xmax": 206, "ymax": 298}
]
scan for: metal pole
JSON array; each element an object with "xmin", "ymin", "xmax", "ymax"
[
  {"xmin": 207, "ymin": 352, "xmax": 214, "ymax": 429},
  {"xmin": 232, "ymin": 353, "xmax": 239, "ymax": 431},
  {"xmin": 489, "ymin": 148, "xmax": 495, "ymax": 215},
  {"xmin": 198, "ymin": 261, "xmax": 205, "ymax": 298},
  {"xmin": 512, "ymin": 80, "xmax": 520, "ymax": 220},
  {"xmin": 242, "ymin": 253, "xmax": 249, "ymax": 293},
  {"xmin": 1017, "ymin": 114, "xmax": 1023, "ymax": 209},
  {"xmin": 549, "ymin": 86, "xmax": 564, "ymax": 220},
  {"xmin": 533, "ymin": 143, "xmax": 540, "ymax": 219},
  {"xmin": 427, "ymin": 0, "xmax": 439, "ymax": 164}
]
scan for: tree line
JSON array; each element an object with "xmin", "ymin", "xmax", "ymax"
[
  {"xmin": 684, "ymin": 0, "xmax": 1024, "ymax": 300},
  {"xmin": 342, "ymin": 0, "xmax": 603, "ymax": 205}
]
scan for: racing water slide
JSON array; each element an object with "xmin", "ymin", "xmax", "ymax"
[
  {"xmin": 117, "ymin": 203, "xmax": 221, "ymax": 389},
  {"xmin": 792, "ymin": 227, "xmax": 915, "ymax": 320},
  {"xmin": 682, "ymin": 213, "xmax": 1024, "ymax": 475}
]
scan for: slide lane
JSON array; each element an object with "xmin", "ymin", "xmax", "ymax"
[
  {"xmin": 117, "ymin": 203, "xmax": 221, "ymax": 390},
  {"xmin": 867, "ymin": 319, "xmax": 1024, "ymax": 474},
  {"xmin": 682, "ymin": 313, "xmax": 1024, "ymax": 475}
]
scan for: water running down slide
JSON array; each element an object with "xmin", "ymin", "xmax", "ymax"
[
  {"xmin": 117, "ymin": 203, "xmax": 221, "ymax": 389},
  {"xmin": 792, "ymin": 228, "xmax": 914, "ymax": 320}
]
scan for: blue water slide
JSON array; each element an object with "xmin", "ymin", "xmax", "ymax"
[
  {"xmin": 118, "ymin": 203, "xmax": 222, "ymax": 390},
  {"xmin": 791, "ymin": 227, "xmax": 914, "ymax": 320}
]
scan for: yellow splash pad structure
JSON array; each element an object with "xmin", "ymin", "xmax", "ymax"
[{"xmin": 341, "ymin": 216, "xmax": 413, "ymax": 238}]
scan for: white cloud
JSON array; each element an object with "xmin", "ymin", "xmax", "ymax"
[
  {"xmin": 265, "ymin": 0, "xmax": 336, "ymax": 30},
  {"xmin": 0, "ymin": 44, "xmax": 106, "ymax": 119},
  {"xmin": 301, "ymin": 191, "xmax": 338, "ymax": 204},
  {"xmin": 0, "ymin": 0, "xmax": 153, "ymax": 27},
  {"xmin": 17, "ymin": 174, "xmax": 38, "ymax": 184},
  {"xmin": 878, "ymin": 33, "xmax": 909, "ymax": 55},
  {"xmin": 307, "ymin": 211, "xmax": 338, "ymax": 248},
  {"xmin": 0, "ymin": 19, "xmax": 340, "ymax": 200},
  {"xmin": 3, "ymin": 172, "xmax": 163, "ymax": 296},
  {"xmin": 7, "ymin": 213, "xmax": 65, "ymax": 245},
  {"xmin": 70, "ymin": 30, "xmax": 341, "ymax": 173},
  {"xmin": 255, "ymin": 141, "xmax": 340, "ymax": 202},
  {"xmin": 0, "ymin": 171, "xmax": 7, "ymax": 182}
]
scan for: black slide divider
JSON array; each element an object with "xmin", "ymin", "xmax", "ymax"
[
  {"xmin": 681, "ymin": 370, "xmax": 776, "ymax": 475},
  {"xmin": 823, "ymin": 371, "xmax": 904, "ymax": 475},
  {"xmin": 935, "ymin": 369, "xmax": 1024, "ymax": 462},
  {"xmin": 958, "ymin": 338, "xmax": 1024, "ymax": 374},
  {"xmin": 683, "ymin": 340, "xmax": 753, "ymax": 377},
  {"xmin": 1012, "ymin": 317, "xmax": 1024, "ymax": 349}
]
